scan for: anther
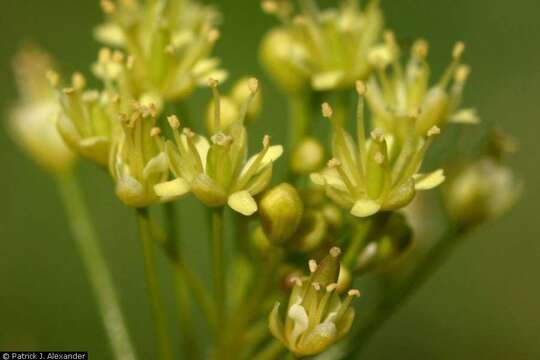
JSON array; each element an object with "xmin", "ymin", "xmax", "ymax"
[
  {"xmin": 262, "ymin": 134, "xmax": 271, "ymax": 148},
  {"xmin": 248, "ymin": 77, "xmax": 259, "ymax": 94},
  {"xmin": 452, "ymin": 41, "xmax": 465, "ymax": 60},
  {"xmin": 321, "ymin": 102, "xmax": 334, "ymax": 118},
  {"xmin": 413, "ymin": 39, "xmax": 429, "ymax": 59},
  {"xmin": 347, "ymin": 289, "xmax": 361, "ymax": 297},
  {"xmin": 329, "ymin": 246, "xmax": 341, "ymax": 258},
  {"xmin": 46, "ymin": 71, "xmax": 60, "ymax": 88},
  {"xmin": 100, "ymin": 0, "xmax": 116, "ymax": 14},
  {"xmin": 308, "ymin": 259, "xmax": 318, "ymax": 273},
  {"xmin": 208, "ymin": 29, "xmax": 221, "ymax": 43},
  {"xmin": 208, "ymin": 78, "xmax": 219, "ymax": 88},
  {"xmin": 374, "ymin": 152, "xmax": 385, "ymax": 165},
  {"xmin": 370, "ymin": 128, "xmax": 385, "ymax": 142},
  {"xmin": 327, "ymin": 158, "xmax": 342, "ymax": 168},
  {"xmin": 326, "ymin": 283, "xmax": 338, "ymax": 292},
  {"xmin": 150, "ymin": 127, "xmax": 161, "ymax": 137},
  {"xmin": 427, "ymin": 126, "xmax": 441, "ymax": 137},
  {"xmin": 72, "ymin": 72, "xmax": 86, "ymax": 90},
  {"xmin": 167, "ymin": 115, "xmax": 180, "ymax": 129},
  {"xmin": 355, "ymin": 80, "xmax": 367, "ymax": 96}
]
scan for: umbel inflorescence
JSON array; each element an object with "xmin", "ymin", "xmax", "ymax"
[{"xmin": 8, "ymin": 0, "xmax": 520, "ymax": 359}]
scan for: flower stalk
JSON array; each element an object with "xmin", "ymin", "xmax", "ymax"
[{"xmin": 57, "ymin": 172, "xmax": 137, "ymax": 360}]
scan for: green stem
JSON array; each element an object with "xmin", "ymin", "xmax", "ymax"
[
  {"xmin": 163, "ymin": 202, "xmax": 201, "ymax": 359},
  {"xmin": 136, "ymin": 207, "xmax": 174, "ymax": 360},
  {"xmin": 254, "ymin": 340, "xmax": 285, "ymax": 360},
  {"xmin": 211, "ymin": 207, "xmax": 226, "ymax": 353},
  {"xmin": 56, "ymin": 172, "xmax": 137, "ymax": 360},
  {"xmin": 344, "ymin": 226, "xmax": 464, "ymax": 359},
  {"xmin": 288, "ymin": 93, "xmax": 312, "ymax": 156}
]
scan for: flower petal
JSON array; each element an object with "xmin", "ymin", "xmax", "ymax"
[
  {"xmin": 154, "ymin": 178, "xmax": 190, "ymax": 200},
  {"xmin": 288, "ymin": 304, "xmax": 309, "ymax": 343},
  {"xmin": 414, "ymin": 169, "xmax": 445, "ymax": 190},
  {"xmin": 269, "ymin": 302, "xmax": 286, "ymax": 345},
  {"xmin": 228, "ymin": 190, "xmax": 257, "ymax": 216},
  {"xmin": 350, "ymin": 199, "xmax": 381, "ymax": 218}
]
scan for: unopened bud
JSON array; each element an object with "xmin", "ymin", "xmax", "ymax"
[
  {"xmin": 260, "ymin": 183, "xmax": 304, "ymax": 245},
  {"xmin": 290, "ymin": 137, "xmax": 325, "ymax": 175}
]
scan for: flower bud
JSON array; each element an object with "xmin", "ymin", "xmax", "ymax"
[
  {"xmin": 9, "ymin": 47, "xmax": 75, "ymax": 173},
  {"xmin": 355, "ymin": 213, "xmax": 413, "ymax": 273},
  {"xmin": 269, "ymin": 248, "xmax": 360, "ymax": 357},
  {"xmin": 291, "ymin": 210, "xmax": 328, "ymax": 253},
  {"xmin": 260, "ymin": 183, "xmax": 304, "ymax": 245},
  {"xmin": 444, "ymin": 158, "xmax": 521, "ymax": 229},
  {"xmin": 260, "ymin": 29, "xmax": 308, "ymax": 93},
  {"xmin": 290, "ymin": 137, "xmax": 325, "ymax": 175}
]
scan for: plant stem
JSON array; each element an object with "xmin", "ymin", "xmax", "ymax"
[
  {"xmin": 162, "ymin": 202, "xmax": 201, "ymax": 360},
  {"xmin": 56, "ymin": 172, "xmax": 137, "ymax": 360},
  {"xmin": 211, "ymin": 206, "xmax": 226, "ymax": 354},
  {"xmin": 343, "ymin": 226, "xmax": 464, "ymax": 359},
  {"xmin": 288, "ymin": 93, "xmax": 312, "ymax": 156},
  {"xmin": 136, "ymin": 207, "xmax": 174, "ymax": 360},
  {"xmin": 254, "ymin": 340, "xmax": 285, "ymax": 360}
]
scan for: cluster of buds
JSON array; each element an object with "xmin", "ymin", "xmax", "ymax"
[
  {"xmin": 154, "ymin": 79, "xmax": 283, "ymax": 215},
  {"xmin": 109, "ymin": 102, "xmax": 171, "ymax": 207},
  {"xmin": 366, "ymin": 35, "xmax": 477, "ymax": 137},
  {"xmin": 260, "ymin": 0, "xmax": 383, "ymax": 92},
  {"xmin": 312, "ymin": 82, "xmax": 445, "ymax": 217},
  {"xmin": 269, "ymin": 247, "xmax": 360, "ymax": 357},
  {"xmin": 257, "ymin": 183, "xmax": 344, "ymax": 253},
  {"xmin": 9, "ymin": 47, "xmax": 75, "ymax": 173},
  {"xmin": 97, "ymin": 0, "xmax": 226, "ymax": 102}
]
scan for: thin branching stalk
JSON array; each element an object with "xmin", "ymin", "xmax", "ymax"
[
  {"xmin": 56, "ymin": 172, "xmax": 137, "ymax": 360},
  {"xmin": 136, "ymin": 207, "xmax": 174, "ymax": 360},
  {"xmin": 344, "ymin": 225, "xmax": 464, "ymax": 359},
  {"xmin": 211, "ymin": 206, "xmax": 226, "ymax": 356}
]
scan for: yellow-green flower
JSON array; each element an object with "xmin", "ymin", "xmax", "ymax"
[
  {"xmin": 269, "ymin": 247, "xmax": 359, "ymax": 357},
  {"xmin": 311, "ymin": 82, "xmax": 445, "ymax": 217},
  {"xmin": 9, "ymin": 46, "xmax": 74, "ymax": 173},
  {"xmin": 366, "ymin": 36, "xmax": 477, "ymax": 137},
  {"xmin": 109, "ymin": 102, "xmax": 170, "ymax": 207},
  {"xmin": 97, "ymin": 0, "xmax": 226, "ymax": 102},
  {"xmin": 260, "ymin": 0, "xmax": 383, "ymax": 93},
  {"xmin": 157, "ymin": 79, "xmax": 283, "ymax": 215},
  {"xmin": 54, "ymin": 67, "xmax": 125, "ymax": 167}
]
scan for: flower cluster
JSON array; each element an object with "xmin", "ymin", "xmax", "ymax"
[
  {"xmin": 269, "ymin": 247, "xmax": 360, "ymax": 357},
  {"xmin": 97, "ymin": 0, "xmax": 226, "ymax": 102},
  {"xmin": 311, "ymin": 82, "xmax": 445, "ymax": 217},
  {"xmin": 7, "ymin": 0, "xmax": 522, "ymax": 359},
  {"xmin": 261, "ymin": 0, "xmax": 383, "ymax": 92}
]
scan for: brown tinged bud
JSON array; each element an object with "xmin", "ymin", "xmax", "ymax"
[{"xmin": 260, "ymin": 183, "xmax": 304, "ymax": 245}]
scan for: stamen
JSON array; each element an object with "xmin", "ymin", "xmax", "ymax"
[
  {"xmin": 150, "ymin": 127, "xmax": 161, "ymax": 137},
  {"xmin": 455, "ymin": 65, "xmax": 471, "ymax": 83},
  {"xmin": 209, "ymin": 78, "xmax": 221, "ymax": 130},
  {"xmin": 347, "ymin": 289, "xmax": 361, "ymax": 298},
  {"xmin": 239, "ymin": 77, "xmax": 260, "ymax": 124},
  {"xmin": 453, "ymin": 41, "xmax": 466, "ymax": 60},
  {"xmin": 328, "ymin": 158, "xmax": 357, "ymax": 196}
]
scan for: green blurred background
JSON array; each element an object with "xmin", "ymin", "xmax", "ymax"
[{"xmin": 1, "ymin": 0, "xmax": 539, "ymax": 359}]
